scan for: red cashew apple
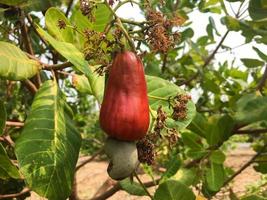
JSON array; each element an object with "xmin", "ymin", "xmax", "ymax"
[{"xmin": 100, "ymin": 51, "xmax": 150, "ymax": 141}]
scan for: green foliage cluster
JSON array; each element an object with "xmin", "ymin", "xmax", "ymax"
[{"xmin": 0, "ymin": 0, "xmax": 267, "ymax": 199}]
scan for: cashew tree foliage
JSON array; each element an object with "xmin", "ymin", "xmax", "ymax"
[{"xmin": 0, "ymin": 0, "xmax": 267, "ymax": 199}]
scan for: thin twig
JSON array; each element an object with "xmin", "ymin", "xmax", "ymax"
[
  {"xmin": 235, "ymin": 128, "xmax": 267, "ymax": 135},
  {"xmin": 76, "ymin": 148, "xmax": 104, "ymax": 171},
  {"xmin": 0, "ymin": 188, "xmax": 30, "ymax": 199},
  {"xmin": 6, "ymin": 121, "xmax": 24, "ymax": 127},
  {"xmin": 134, "ymin": 171, "xmax": 154, "ymax": 199},
  {"xmin": 222, "ymin": 144, "xmax": 267, "ymax": 188},
  {"xmin": 23, "ymin": 79, "xmax": 38, "ymax": 93},
  {"xmin": 43, "ymin": 61, "xmax": 73, "ymax": 70},
  {"xmin": 65, "ymin": 0, "xmax": 74, "ymax": 17},
  {"xmin": 256, "ymin": 64, "xmax": 267, "ymax": 92}
]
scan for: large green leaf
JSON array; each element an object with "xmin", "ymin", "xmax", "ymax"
[
  {"xmin": 15, "ymin": 80, "xmax": 81, "ymax": 200},
  {"xmin": 0, "ymin": 42, "xmax": 40, "ymax": 80},
  {"xmin": 188, "ymin": 113, "xmax": 208, "ymax": 138},
  {"xmin": 235, "ymin": 94, "xmax": 267, "ymax": 124},
  {"xmin": 253, "ymin": 46, "xmax": 267, "ymax": 62},
  {"xmin": 0, "ymin": 143, "xmax": 20, "ymax": 179},
  {"xmin": 249, "ymin": 0, "xmax": 267, "ymax": 20},
  {"xmin": 0, "ymin": 0, "xmax": 26, "ymax": 5},
  {"xmin": 146, "ymin": 75, "xmax": 196, "ymax": 130},
  {"xmin": 119, "ymin": 178, "xmax": 146, "ymax": 196},
  {"xmin": 0, "ymin": 101, "xmax": 6, "ymax": 136},
  {"xmin": 173, "ymin": 168, "xmax": 198, "ymax": 186},
  {"xmin": 154, "ymin": 180, "xmax": 195, "ymax": 200},
  {"xmin": 37, "ymin": 27, "xmax": 103, "ymax": 103},
  {"xmin": 45, "ymin": 7, "xmax": 74, "ymax": 43},
  {"xmin": 92, "ymin": 4, "xmax": 112, "ymax": 32},
  {"xmin": 205, "ymin": 162, "xmax": 225, "ymax": 191}
]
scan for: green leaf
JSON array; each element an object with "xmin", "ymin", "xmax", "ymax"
[
  {"xmin": 181, "ymin": 131, "xmax": 203, "ymax": 149},
  {"xmin": 0, "ymin": 143, "xmax": 20, "ymax": 179},
  {"xmin": 119, "ymin": 178, "xmax": 146, "ymax": 196},
  {"xmin": 154, "ymin": 180, "xmax": 195, "ymax": 200},
  {"xmin": 15, "ymin": 80, "xmax": 81, "ymax": 200},
  {"xmin": 221, "ymin": 16, "xmax": 241, "ymax": 31},
  {"xmin": 162, "ymin": 155, "xmax": 181, "ymax": 179},
  {"xmin": 241, "ymin": 58, "xmax": 264, "ymax": 68},
  {"xmin": 205, "ymin": 162, "xmax": 225, "ymax": 191},
  {"xmin": 253, "ymin": 46, "xmax": 267, "ymax": 62},
  {"xmin": 0, "ymin": 0, "xmax": 26, "ymax": 6},
  {"xmin": 173, "ymin": 168, "xmax": 198, "ymax": 186},
  {"xmin": 45, "ymin": 7, "xmax": 74, "ymax": 43},
  {"xmin": 209, "ymin": 150, "xmax": 226, "ymax": 164},
  {"xmin": 0, "ymin": 101, "xmax": 6, "ymax": 136},
  {"xmin": 188, "ymin": 113, "xmax": 208, "ymax": 138},
  {"xmin": 72, "ymin": 74, "xmax": 92, "ymax": 94},
  {"xmin": 206, "ymin": 114, "xmax": 235, "ymax": 145},
  {"xmin": 92, "ymin": 4, "xmax": 112, "ymax": 32},
  {"xmin": 0, "ymin": 41, "xmax": 40, "ymax": 80},
  {"xmin": 249, "ymin": 0, "xmax": 267, "ymax": 20},
  {"xmin": 146, "ymin": 75, "xmax": 196, "ymax": 130},
  {"xmin": 37, "ymin": 27, "xmax": 103, "ymax": 103},
  {"xmin": 235, "ymin": 94, "xmax": 267, "ymax": 124}
]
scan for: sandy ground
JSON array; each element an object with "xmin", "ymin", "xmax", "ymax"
[{"xmin": 27, "ymin": 145, "xmax": 261, "ymax": 200}]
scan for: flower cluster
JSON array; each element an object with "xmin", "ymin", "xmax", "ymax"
[
  {"xmin": 171, "ymin": 94, "xmax": 191, "ymax": 120},
  {"xmin": 145, "ymin": 9, "xmax": 184, "ymax": 53}
]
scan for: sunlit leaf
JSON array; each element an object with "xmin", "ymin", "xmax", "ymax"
[
  {"xmin": 0, "ymin": 42, "xmax": 40, "ymax": 80},
  {"xmin": 15, "ymin": 80, "xmax": 81, "ymax": 200}
]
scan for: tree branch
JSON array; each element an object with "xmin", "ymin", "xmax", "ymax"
[
  {"xmin": 222, "ymin": 144, "xmax": 267, "ymax": 188},
  {"xmin": 43, "ymin": 61, "xmax": 73, "ymax": 71},
  {"xmin": 6, "ymin": 121, "xmax": 24, "ymax": 127},
  {"xmin": 235, "ymin": 128, "xmax": 267, "ymax": 135},
  {"xmin": 23, "ymin": 79, "xmax": 38, "ymax": 93},
  {"xmin": 180, "ymin": 30, "xmax": 230, "ymax": 86},
  {"xmin": 65, "ymin": 0, "xmax": 74, "ymax": 17},
  {"xmin": 76, "ymin": 148, "xmax": 104, "ymax": 171},
  {"xmin": 0, "ymin": 188, "xmax": 30, "ymax": 199}
]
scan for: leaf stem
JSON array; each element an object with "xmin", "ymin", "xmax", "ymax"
[
  {"xmin": 134, "ymin": 171, "xmax": 154, "ymax": 199},
  {"xmin": 148, "ymin": 94, "xmax": 169, "ymax": 101}
]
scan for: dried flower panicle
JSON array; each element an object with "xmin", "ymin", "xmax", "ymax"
[
  {"xmin": 136, "ymin": 136, "xmax": 155, "ymax": 165},
  {"xmin": 57, "ymin": 19, "xmax": 66, "ymax": 29},
  {"xmin": 171, "ymin": 94, "xmax": 191, "ymax": 121},
  {"xmin": 145, "ymin": 9, "xmax": 184, "ymax": 53},
  {"xmin": 166, "ymin": 128, "xmax": 179, "ymax": 147},
  {"xmin": 154, "ymin": 105, "xmax": 167, "ymax": 136}
]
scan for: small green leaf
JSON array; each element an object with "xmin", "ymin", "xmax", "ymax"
[
  {"xmin": 154, "ymin": 180, "xmax": 195, "ymax": 200},
  {"xmin": 0, "ymin": 143, "xmax": 20, "ymax": 179},
  {"xmin": 210, "ymin": 150, "xmax": 226, "ymax": 164},
  {"xmin": 241, "ymin": 58, "xmax": 264, "ymax": 68},
  {"xmin": 146, "ymin": 75, "xmax": 196, "ymax": 131},
  {"xmin": 15, "ymin": 80, "xmax": 81, "ymax": 200},
  {"xmin": 72, "ymin": 74, "xmax": 92, "ymax": 94},
  {"xmin": 188, "ymin": 113, "xmax": 208, "ymax": 138},
  {"xmin": 235, "ymin": 94, "xmax": 267, "ymax": 124},
  {"xmin": 45, "ymin": 7, "xmax": 74, "ymax": 43},
  {"xmin": 205, "ymin": 162, "xmax": 225, "ymax": 191},
  {"xmin": 162, "ymin": 155, "xmax": 181, "ymax": 179},
  {"xmin": 0, "ymin": 42, "xmax": 40, "ymax": 80},
  {"xmin": 253, "ymin": 46, "xmax": 267, "ymax": 62},
  {"xmin": 119, "ymin": 178, "xmax": 146, "ymax": 196},
  {"xmin": 173, "ymin": 168, "xmax": 198, "ymax": 186},
  {"xmin": 92, "ymin": 4, "xmax": 112, "ymax": 32},
  {"xmin": 241, "ymin": 195, "xmax": 267, "ymax": 200},
  {"xmin": 221, "ymin": 16, "xmax": 240, "ymax": 31},
  {"xmin": 0, "ymin": 101, "xmax": 6, "ymax": 136},
  {"xmin": 206, "ymin": 114, "xmax": 235, "ymax": 145},
  {"xmin": 181, "ymin": 131, "xmax": 203, "ymax": 149}
]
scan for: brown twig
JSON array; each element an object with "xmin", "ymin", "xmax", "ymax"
[
  {"xmin": 0, "ymin": 188, "xmax": 30, "ymax": 199},
  {"xmin": 256, "ymin": 64, "xmax": 267, "ymax": 92},
  {"xmin": 43, "ymin": 61, "xmax": 73, "ymax": 70},
  {"xmin": 235, "ymin": 128, "xmax": 267, "ymax": 135},
  {"xmin": 5, "ymin": 121, "xmax": 24, "ymax": 127},
  {"xmin": 134, "ymin": 171, "xmax": 154, "ymax": 199},
  {"xmin": 179, "ymin": 30, "xmax": 230, "ymax": 86},
  {"xmin": 76, "ymin": 148, "xmax": 104, "ymax": 171},
  {"xmin": 222, "ymin": 144, "xmax": 267, "ymax": 188},
  {"xmin": 23, "ymin": 79, "xmax": 38, "ymax": 93}
]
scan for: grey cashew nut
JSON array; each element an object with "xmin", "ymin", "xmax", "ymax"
[{"xmin": 104, "ymin": 137, "xmax": 139, "ymax": 180}]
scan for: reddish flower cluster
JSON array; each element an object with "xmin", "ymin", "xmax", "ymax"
[{"xmin": 145, "ymin": 9, "xmax": 184, "ymax": 53}]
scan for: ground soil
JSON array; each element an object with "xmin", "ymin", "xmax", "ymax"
[{"xmin": 27, "ymin": 145, "xmax": 261, "ymax": 200}]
